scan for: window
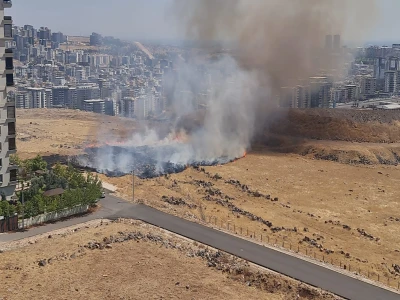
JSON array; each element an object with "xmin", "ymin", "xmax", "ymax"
[
  {"xmin": 5, "ymin": 57, "xmax": 13, "ymax": 70},
  {"xmin": 0, "ymin": 174, "xmax": 3, "ymax": 183},
  {"xmin": 8, "ymin": 137, "xmax": 15, "ymax": 151},
  {"xmin": 7, "ymin": 122, "xmax": 15, "ymax": 135},
  {"xmin": 4, "ymin": 24, "xmax": 12, "ymax": 38},
  {"xmin": 6, "ymin": 74, "xmax": 13, "ymax": 86},
  {"xmin": 7, "ymin": 106, "xmax": 15, "ymax": 119},
  {"xmin": 0, "ymin": 158, "xmax": 2, "ymax": 167},
  {"xmin": 10, "ymin": 169, "xmax": 17, "ymax": 182}
]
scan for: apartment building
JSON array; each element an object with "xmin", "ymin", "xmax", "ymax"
[{"xmin": 0, "ymin": 0, "xmax": 17, "ymax": 199}]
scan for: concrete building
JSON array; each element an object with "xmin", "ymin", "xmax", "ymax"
[
  {"xmin": 345, "ymin": 85, "xmax": 359, "ymax": 102},
  {"xmin": 384, "ymin": 71, "xmax": 396, "ymax": 94},
  {"xmin": 121, "ymin": 97, "xmax": 135, "ymax": 118},
  {"xmin": 279, "ymin": 87, "xmax": 296, "ymax": 108},
  {"xmin": 16, "ymin": 90, "xmax": 31, "ymax": 109},
  {"xmin": 104, "ymin": 98, "xmax": 117, "ymax": 116},
  {"xmin": 26, "ymin": 87, "xmax": 48, "ymax": 108},
  {"xmin": 360, "ymin": 76, "xmax": 377, "ymax": 98},
  {"xmin": 83, "ymin": 99, "xmax": 105, "ymax": 114},
  {"xmin": 295, "ymin": 85, "xmax": 310, "ymax": 108},
  {"xmin": 52, "ymin": 86, "xmax": 69, "ymax": 107},
  {"xmin": 309, "ymin": 77, "xmax": 332, "ymax": 108},
  {"xmin": 76, "ymin": 84, "xmax": 100, "ymax": 109},
  {"xmin": 333, "ymin": 35, "xmax": 340, "ymax": 51},
  {"xmin": 89, "ymin": 32, "xmax": 102, "ymax": 46},
  {"xmin": 0, "ymin": 0, "xmax": 17, "ymax": 199},
  {"xmin": 325, "ymin": 35, "xmax": 333, "ymax": 51}
]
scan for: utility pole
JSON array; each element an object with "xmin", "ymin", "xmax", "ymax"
[
  {"xmin": 132, "ymin": 170, "xmax": 135, "ymax": 202},
  {"xmin": 21, "ymin": 182, "xmax": 24, "ymax": 231}
]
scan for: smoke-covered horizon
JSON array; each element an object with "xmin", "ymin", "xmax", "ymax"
[{"xmin": 80, "ymin": 0, "xmax": 379, "ymax": 177}]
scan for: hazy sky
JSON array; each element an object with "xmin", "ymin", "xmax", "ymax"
[{"xmin": 9, "ymin": 0, "xmax": 399, "ymax": 44}]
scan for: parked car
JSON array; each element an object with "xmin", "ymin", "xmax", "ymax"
[{"xmin": 101, "ymin": 191, "xmax": 105, "ymax": 198}]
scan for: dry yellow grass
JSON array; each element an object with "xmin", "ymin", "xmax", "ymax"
[
  {"xmin": 16, "ymin": 109, "xmax": 136, "ymax": 159},
  {"xmin": 0, "ymin": 221, "xmax": 287, "ymax": 300},
  {"xmin": 16, "ymin": 108, "xmax": 400, "ymax": 287}
]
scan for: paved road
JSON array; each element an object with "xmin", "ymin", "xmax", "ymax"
[
  {"xmin": 0, "ymin": 196, "xmax": 131, "ymax": 243},
  {"xmin": 1, "ymin": 195, "xmax": 399, "ymax": 300}
]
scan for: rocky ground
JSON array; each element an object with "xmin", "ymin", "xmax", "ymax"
[{"xmin": 0, "ymin": 220, "xmax": 341, "ymax": 300}]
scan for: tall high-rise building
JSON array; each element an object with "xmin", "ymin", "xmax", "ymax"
[
  {"xmin": 0, "ymin": 0, "xmax": 17, "ymax": 199},
  {"xmin": 325, "ymin": 35, "xmax": 333, "ymax": 50},
  {"xmin": 333, "ymin": 35, "xmax": 341, "ymax": 51},
  {"xmin": 384, "ymin": 71, "xmax": 396, "ymax": 94}
]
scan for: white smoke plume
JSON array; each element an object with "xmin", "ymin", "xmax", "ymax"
[{"xmin": 80, "ymin": 0, "xmax": 378, "ymax": 177}]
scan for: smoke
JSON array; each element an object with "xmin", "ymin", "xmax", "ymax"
[
  {"xmin": 174, "ymin": 0, "xmax": 377, "ymax": 90},
  {"xmin": 80, "ymin": 0, "xmax": 378, "ymax": 177}
]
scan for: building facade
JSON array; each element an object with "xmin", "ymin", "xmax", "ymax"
[{"xmin": 0, "ymin": 0, "xmax": 17, "ymax": 199}]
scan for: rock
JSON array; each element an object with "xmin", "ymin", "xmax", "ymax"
[
  {"xmin": 48, "ymin": 235, "xmax": 52, "ymax": 239},
  {"xmin": 106, "ymin": 244, "xmax": 113, "ymax": 249},
  {"xmin": 185, "ymin": 285, "xmax": 190, "ymax": 290},
  {"xmin": 38, "ymin": 260, "xmax": 47, "ymax": 267}
]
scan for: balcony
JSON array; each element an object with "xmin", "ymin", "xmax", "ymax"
[
  {"xmin": 3, "ymin": 16, "xmax": 12, "ymax": 27},
  {"xmin": 3, "ymin": 0, "xmax": 12, "ymax": 8},
  {"xmin": 5, "ymin": 48, "xmax": 13, "ymax": 58}
]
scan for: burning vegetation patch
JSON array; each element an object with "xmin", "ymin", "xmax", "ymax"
[{"xmin": 75, "ymin": 143, "xmax": 242, "ymax": 179}]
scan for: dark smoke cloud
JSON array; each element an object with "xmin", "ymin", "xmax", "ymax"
[{"xmin": 174, "ymin": 0, "xmax": 378, "ymax": 91}]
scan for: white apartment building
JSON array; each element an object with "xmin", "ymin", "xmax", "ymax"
[
  {"xmin": 0, "ymin": 0, "xmax": 17, "ymax": 199},
  {"xmin": 26, "ymin": 87, "xmax": 49, "ymax": 108}
]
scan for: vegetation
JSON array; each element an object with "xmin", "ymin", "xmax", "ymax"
[{"xmin": 3, "ymin": 155, "xmax": 102, "ymax": 218}]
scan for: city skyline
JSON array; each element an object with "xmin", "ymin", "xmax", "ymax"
[{"xmin": 10, "ymin": 0, "xmax": 400, "ymax": 45}]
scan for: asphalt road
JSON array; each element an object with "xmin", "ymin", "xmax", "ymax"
[{"xmin": 1, "ymin": 194, "xmax": 399, "ymax": 300}]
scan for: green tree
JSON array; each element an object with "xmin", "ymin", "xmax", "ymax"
[
  {"xmin": 24, "ymin": 201, "xmax": 34, "ymax": 218},
  {"xmin": 24, "ymin": 155, "xmax": 47, "ymax": 173},
  {"xmin": 0, "ymin": 201, "xmax": 10, "ymax": 217}
]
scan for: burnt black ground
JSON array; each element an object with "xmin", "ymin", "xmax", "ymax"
[{"xmin": 75, "ymin": 145, "xmax": 233, "ymax": 179}]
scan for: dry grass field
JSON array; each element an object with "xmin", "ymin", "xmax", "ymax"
[
  {"xmin": 0, "ymin": 220, "xmax": 339, "ymax": 300},
  {"xmin": 15, "ymin": 108, "xmax": 400, "ymax": 289}
]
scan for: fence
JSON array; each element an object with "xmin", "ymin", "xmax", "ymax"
[
  {"xmin": 203, "ymin": 214, "xmax": 400, "ymax": 292},
  {"xmin": 18, "ymin": 204, "xmax": 90, "ymax": 229},
  {"xmin": 0, "ymin": 215, "xmax": 19, "ymax": 233}
]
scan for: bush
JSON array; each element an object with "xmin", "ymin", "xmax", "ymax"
[
  {"xmin": 18, "ymin": 163, "xmax": 103, "ymax": 219},
  {"xmin": 0, "ymin": 201, "xmax": 10, "ymax": 217}
]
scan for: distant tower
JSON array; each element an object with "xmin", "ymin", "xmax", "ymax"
[
  {"xmin": 325, "ymin": 35, "xmax": 333, "ymax": 50},
  {"xmin": 333, "ymin": 35, "xmax": 341, "ymax": 51}
]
